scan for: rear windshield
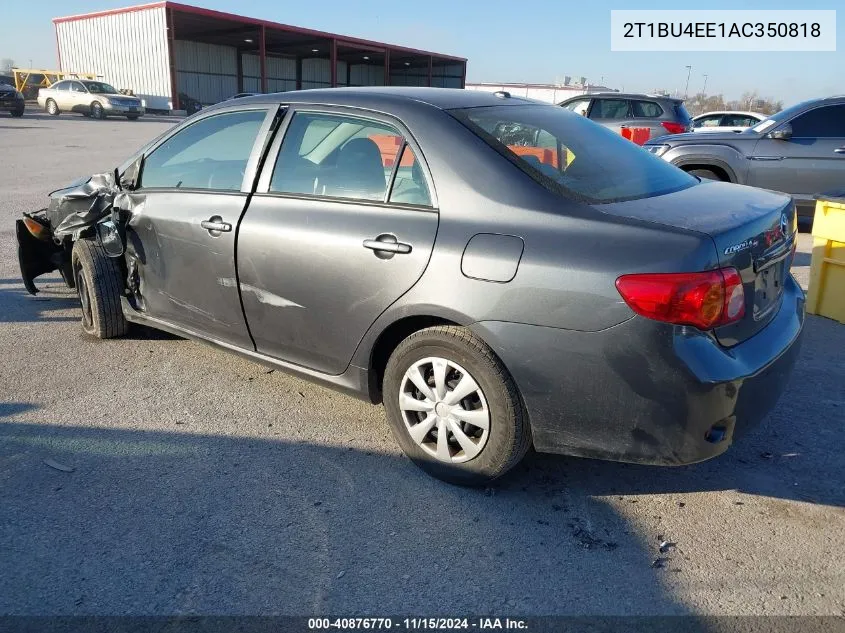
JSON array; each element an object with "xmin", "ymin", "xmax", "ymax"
[
  {"xmin": 674, "ymin": 102, "xmax": 692, "ymax": 125},
  {"xmin": 451, "ymin": 105, "xmax": 696, "ymax": 203}
]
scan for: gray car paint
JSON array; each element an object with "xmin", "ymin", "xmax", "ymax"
[
  {"xmin": 647, "ymin": 96, "xmax": 845, "ymax": 216},
  {"xmin": 20, "ymin": 87, "xmax": 805, "ymax": 466}
]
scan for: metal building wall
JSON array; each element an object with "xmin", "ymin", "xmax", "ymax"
[
  {"xmin": 242, "ymin": 54, "xmax": 297, "ymax": 93},
  {"xmin": 55, "ymin": 6, "xmax": 172, "ymax": 110},
  {"xmin": 348, "ymin": 64, "xmax": 384, "ymax": 87},
  {"xmin": 174, "ymin": 40, "xmax": 238, "ymax": 104}
]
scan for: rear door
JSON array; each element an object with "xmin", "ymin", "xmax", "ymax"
[
  {"xmin": 126, "ymin": 104, "xmax": 278, "ymax": 347},
  {"xmin": 69, "ymin": 81, "xmax": 87, "ymax": 112},
  {"xmin": 238, "ymin": 107, "xmax": 438, "ymax": 374},
  {"xmin": 748, "ymin": 104, "xmax": 845, "ymax": 206},
  {"xmin": 587, "ymin": 97, "xmax": 630, "ymax": 136}
]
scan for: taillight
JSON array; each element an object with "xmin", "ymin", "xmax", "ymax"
[
  {"xmin": 23, "ymin": 215, "xmax": 51, "ymax": 241},
  {"xmin": 661, "ymin": 121, "xmax": 687, "ymax": 135},
  {"xmin": 615, "ymin": 267, "xmax": 745, "ymax": 330}
]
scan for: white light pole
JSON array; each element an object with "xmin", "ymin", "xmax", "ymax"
[
  {"xmin": 702, "ymin": 74, "xmax": 708, "ymax": 95},
  {"xmin": 684, "ymin": 65, "xmax": 692, "ymax": 99}
]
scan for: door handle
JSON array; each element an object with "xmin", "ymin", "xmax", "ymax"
[
  {"xmin": 201, "ymin": 217, "xmax": 232, "ymax": 233},
  {"xmin": 363, "ymin": 234, "xmax": 412, "ymax": 257},
  {"xmin": 834, "ymin": 147, "xmax": 845, "ymax": 154}
]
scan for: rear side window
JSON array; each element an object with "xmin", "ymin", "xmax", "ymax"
[
  {"xmin": 562, "ymin": 98, "xmax": 590, "ymax": 116},
  {"xmin": 270, "ymin": 112, "xmax": 431, "ymax": 206},
  {"xmin": 789, "ymin": 105, "xmax": 845, "ymax": 138},
  {"xmin": 452, "ymin": 104, "xmax": 696, "ymax": 204},
  {"xmin": 694, "ymin": 115, "xmax": 723, "ymax": 128},
  {"xmin": 141, "ymin": 109, "xmax": 267, "ymax": 190},
  {"xmin": 631, "ymin": 100, "xmax": 663, "ymax": 118},
  {"xmin": 53, "ymin": 81, "xmax": 69, "ymax": 91},
  {"xmin": 590, "ymin": 99, "xmax": 630, "ymax": 120}
]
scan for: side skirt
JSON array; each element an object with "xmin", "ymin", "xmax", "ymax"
[{"xmin": 121, "ymin": 297, "xmax": 375, "ymax": 403}]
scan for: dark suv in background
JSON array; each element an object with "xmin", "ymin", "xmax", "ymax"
[
  {"xmin": 644, "ymin": 96, "xmax": 845, "ymax": 221},
  {"xmin": 558, "ymin": 92, "xmax": 691, "ymax": 143}
]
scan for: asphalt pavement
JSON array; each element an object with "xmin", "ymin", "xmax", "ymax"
[{"xmin": 1, "ymin": 111, "xmax": 843, "ymax": 617}]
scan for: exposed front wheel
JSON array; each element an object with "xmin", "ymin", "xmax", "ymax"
[
  {"xmin": 46, "ymin": 99, "xmax": 60, "ymax": 116},
  {"xmin": 90, "ymin": 101, "xmax": 105, "ymax": 120},
  {"xmin": 383, "ymin": 326, "xmax": 531, "ymax": 486},
  {"xmin": 71, "ymin": 239, "xmax": 128, "ymax": 339}
]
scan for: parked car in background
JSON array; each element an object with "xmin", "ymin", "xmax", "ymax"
[
  {"xmin": 692, "ymin": 111, "xmax": 766, "ymax": 133},
  {"xmin": 38, "ymin": 79, "xmax": 144, "ymax": 120},
  {"xmin": 645, "ymin": 96, "xmax": 845, "ymax": 220},
  {"xmin": 16, "ymin": 88, "xmax": 803, "ymax": 485},
  {"xmin": 0, "ymin": 80, "xmax": 25, "ymax": 117},
  {"xmin": 558, "ymin": 92, "xmax": 691, "ymax": 143}
]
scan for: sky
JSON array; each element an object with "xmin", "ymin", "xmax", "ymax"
[{"xmin": 2, "ymin": 0, "xmax": 842, "ymax": 106}]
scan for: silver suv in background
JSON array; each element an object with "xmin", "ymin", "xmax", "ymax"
[
  {"xmin": 37, "ymin": 79, "xmax": 144, "ymax": 120},
  {"xmin": 558, "ymin": 92, "xmax": 691, "ymax": 143},
  {"xmin": 645, "ymin": 96, "xmax": 845, "ymax": 220}
]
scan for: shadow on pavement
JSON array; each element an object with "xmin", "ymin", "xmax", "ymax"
[{"xmin": 0, "ymin": 418, "xmax": 699, "ymax": 618}]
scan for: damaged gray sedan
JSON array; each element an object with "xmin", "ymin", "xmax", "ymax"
[{"xmin": 17, "ymin": 88, "xmax": 804, "ymax": 485}]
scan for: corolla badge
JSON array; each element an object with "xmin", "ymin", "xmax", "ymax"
[{"xmin": 724, "ymin": 238, "xmax": 758, "ymax": 255}]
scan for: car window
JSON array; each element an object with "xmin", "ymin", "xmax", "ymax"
[
  {"xmin": 270, "ymin": 112, "xmax": 429, "ymax": 205},
  {"xmin": 82, "ymin": 81, "xmax": 118, "ymax": 94},
  {"xmin": 722, "ymin": 114, "xmax": 757, "ymax": 127},
  {"xmin": 590, "ymin": 99, "xmax": 630, "ymax": 120},
  {"xmin": 562, "ymin": 98, "xmax": 590, "ymax": 117},
  {"xmin": 694, "ymin": 115, "xmax": 723, "ymax": 128},
  {"xmin": 631, "ymin": 100, "xmax": 663, "ymax": 118},
  {"xmin": 52, "ymin": 81, "xmax": 69, "ymax": 91},
  {"xmin": 388, "ymin": 144, "xmax": 431, "ymax": 206},
  {"xmin": 453, "ymin": 105, "xmax": 695, "ymax": 204},
  {"xmin": 70, "ymin": 82, "xmax": 86, "ymax": 93},
  {"xmin": 788, "ymin": 105, "xmax": 845, "ymax": 138},
  {"xmin": 140, "ymin": 109, "xmax": 267, "ymax": 191}
]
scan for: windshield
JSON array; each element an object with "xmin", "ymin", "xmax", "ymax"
[
  {"xmin": 82, "ymin": 81, "xmax": 118, "ymax": 94},
  {"xmin": 750, "ymin": 100, "xmax": 814, "ymax": 133},
  {"xmin": 452, "ymin": 104, "xmax": 696, "ymax": 203}
]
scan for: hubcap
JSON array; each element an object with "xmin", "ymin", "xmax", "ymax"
[{"xmin": 399, "ymin": 357, "xmax": 490, "ymax": 463}]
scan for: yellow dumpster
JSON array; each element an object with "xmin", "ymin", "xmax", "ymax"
[{"xmin": 806, "ymin": 193, "xmax": 845, "ymax": 324}]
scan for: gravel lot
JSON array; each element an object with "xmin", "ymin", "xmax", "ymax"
[{"xmin": 1, "ymin": 111, "xmax": 843, "ymax": 617}]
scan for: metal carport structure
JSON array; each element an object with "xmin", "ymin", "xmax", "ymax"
[{"xmin": 54, "ymin": 2, "xmax": 467, "ymax": 112}]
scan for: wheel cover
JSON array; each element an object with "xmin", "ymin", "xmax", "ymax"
[
  {"xmin": 47, "ymin": 100, "xmax": 57, "ymax": 114},
  {"xmin": 399, "ymin": 357, "xmax": 490, "ymax": 464},
  {"xmin": 75, "ymin": 265, "xmax": 93, "ymax": 330}
]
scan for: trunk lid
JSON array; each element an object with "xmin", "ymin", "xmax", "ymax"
[{"xmin": 597, "ymin": 180, "xmax": 797, "ymax": 345}]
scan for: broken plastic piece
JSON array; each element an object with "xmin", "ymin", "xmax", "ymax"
[{"xmin": 43, "ymin": 458, "xmax": 74, "ymax": 473}]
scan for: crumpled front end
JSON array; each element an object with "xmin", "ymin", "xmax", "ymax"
[{"xmin": 16, "ymin": 172, "xmax": 127, "ymax": 294}]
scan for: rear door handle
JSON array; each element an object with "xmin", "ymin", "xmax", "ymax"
[
  {"xmin": 834, "ymin": 147, "xmax": 845, "ymax": 154},
  {"xmin": 201, "ymin": 216, "xmax": 232, "ymax": 233},
  {"xmin": 363, "ymin": 234, "xmax": 412, "ymax": 256}
]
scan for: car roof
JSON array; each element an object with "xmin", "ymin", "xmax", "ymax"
[
  {"xmin": 693, "ymin": 110, "xmax": 765, "ymax": 118},
  {"xmin": 560, "ymin": 92, "xmax": 684, "ymax": 103},
  {"xmin": 205, "ymin": 87, "xmax": 540, "ymax": 113}
]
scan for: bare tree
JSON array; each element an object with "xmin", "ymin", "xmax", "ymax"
[
  {"xmin": 0, "ymin": 58, "xmax": 15, "ymax": 74},
  {"xmin": 683, "ymin": 91, "xmax": 783, "ymax": 117}
]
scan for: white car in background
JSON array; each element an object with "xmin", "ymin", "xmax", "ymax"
[{"xmin": 691, "ymin": 111, "xmax": 766, "ymax": 133}]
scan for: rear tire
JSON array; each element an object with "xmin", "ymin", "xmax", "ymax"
[
  {"xmin": 10, "ymin": 107, "xmax": 24, "ymax": 118},
  {"xmin": 71, "ymin": 239, "xmax": 128, "ymax": 339},
  {"xmin": 46, "ymin": 99, "xmax": 60, "ymax": 116},
  {"xmin": 688, "ymin": 168, "xmax": 724, "ymax": 181},
  {"xmin": 126, "ymin": 114, "xmax": 140, "ymax": 120},
  {"xmin": 90, "ymin": 101, "xmax": 105, "ymax": 120},
  {"xmin": 383, "ymin": 326, "xmax": 531, "ymax": 486}
]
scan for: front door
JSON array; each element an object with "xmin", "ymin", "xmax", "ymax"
[
  {"xmin": 238, "ymin": 108, "xmax": 439, "ymax": 375},
  {"xmin": 748, "ymin": 104, "xmax": 845, "ymax": 207},
  {"xmin": 126, "ymin": 105, "xmax": 276, "ymax": 347}
]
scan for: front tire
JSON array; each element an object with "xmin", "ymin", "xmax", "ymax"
[
  {"xmin": 126, "ymin": 114, "xmax": 140, "ymax": 120},
  {"xmin": 46, "ymin": 99, "xmax": 59, "ymax": 116},
  {"xmin": 71, "ymin": 239, "xmax": 128, "ymax": 339},
  {"xmin": 10, "ymin": 106, "xmax": 24, "ymax": 118},
  {"xmin": 383, "ymin": 326, "xmax": 531, "ymax": 486},
  {"xmin": 90, "ymin": 101, "xmax": 105, "ymax": 120}
]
